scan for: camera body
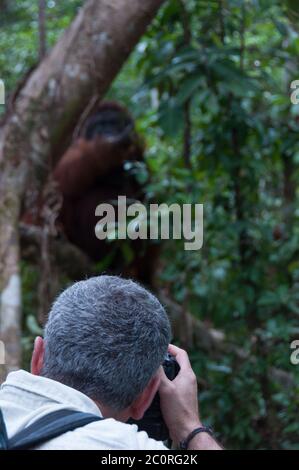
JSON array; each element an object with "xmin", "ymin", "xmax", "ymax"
[{"xmin": 128, "ymin": 353, "xmax": 180, "ymax": 441}]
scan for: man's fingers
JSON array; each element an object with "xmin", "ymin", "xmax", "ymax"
[
  {"xmin": 168, "ymin": 344, "xmax": 192, "ymax": 371},
  {"xmin": 159, "ymin": 365, "xmax": 174, "ymax": 394}
]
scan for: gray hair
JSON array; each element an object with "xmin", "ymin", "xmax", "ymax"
[{"xmin": 42, "ymin": 275, "xmax": 171, "ymax": 410}]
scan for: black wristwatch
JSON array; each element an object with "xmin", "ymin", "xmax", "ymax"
[{"xmin": 179, "ymin": 425, "xmax": 215, "ymax": 450}]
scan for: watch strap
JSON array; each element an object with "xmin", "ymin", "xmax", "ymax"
[{"xmin": 179, "ymin": 425, "xmax": 214, "ymax": 450}]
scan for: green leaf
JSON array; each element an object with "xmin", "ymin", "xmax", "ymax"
[
  {"xmin": 175, "ymin": 75, "xmax": 203, "ymax": 105},
  {"xmin": 158, "ymin": 103, "xmax": 184, "ymax": 137}
]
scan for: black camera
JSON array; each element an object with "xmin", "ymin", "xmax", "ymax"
[{"xmin": 128, "ymin": 353, "xmax": 180, "ymax": 442}]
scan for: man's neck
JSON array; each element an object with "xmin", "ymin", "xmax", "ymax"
[{"xmin": 93, "ymin": 399, "xmax": 129, "ymax": 422}]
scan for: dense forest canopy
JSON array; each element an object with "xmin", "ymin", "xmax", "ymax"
[{"xmin": 0, "ymin": 0, "xmax": 299, "ymax": 449}]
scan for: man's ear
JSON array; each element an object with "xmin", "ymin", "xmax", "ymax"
[
  {"xmin": 31, "ymin": 336, "xmax": 45, "ymax": 375},
  {"xmin": 129, "ymin": 371, "xmax": 161, "ymax": 421}
]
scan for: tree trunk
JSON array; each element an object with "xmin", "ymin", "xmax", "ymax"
[{"xmin": 0, "ymin": 0, "xmax": 165, "ymax": 382}]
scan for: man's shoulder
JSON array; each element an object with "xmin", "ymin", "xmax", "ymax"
[{"xmin": 37, "ymin": 418, "xmax": 168, "ymax": 450}]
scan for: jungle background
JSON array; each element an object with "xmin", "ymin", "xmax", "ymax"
[{"xmin": 0, "ymin": 0, "xmax": 299, "ymax": 449}]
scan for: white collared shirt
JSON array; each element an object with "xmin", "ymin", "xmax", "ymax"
[{"xmin": 0, "ymin": 370, "xmax": 168, "ymax": 450}]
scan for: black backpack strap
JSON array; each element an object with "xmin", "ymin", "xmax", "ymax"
[
  {"xmin": 6, "ymin": 409, "xmax": 103, "ymax": 450},
  {"xmin": 0, "ymin": 409, "xmax": 9, "ymax": 450}
]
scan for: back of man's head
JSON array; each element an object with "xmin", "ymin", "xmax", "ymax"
[{"xmin": 42, "ymin": 276, "xmax": 171, "ymax": 411}]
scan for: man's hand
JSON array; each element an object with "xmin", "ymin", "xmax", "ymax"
[{"xmin": 159, "ymin": 344, "xmax": 222, "ymax": 450}]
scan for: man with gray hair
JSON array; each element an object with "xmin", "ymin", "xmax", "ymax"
[{"xmin": 0, "ymin": 276, "xmax": 221, "ymax": 450}]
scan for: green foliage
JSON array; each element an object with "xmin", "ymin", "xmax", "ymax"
[
  {"xmin": 0, "ymin": 0, "xmax": 81, "ymax": 105},
  {"xmin": 111, "ymin": 0, "xmax": 299, "ymax": 449}
]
